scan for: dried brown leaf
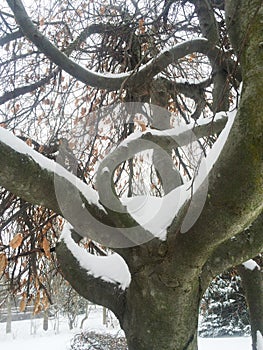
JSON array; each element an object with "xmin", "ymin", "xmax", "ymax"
[
  {"xmin": 19, "ymin": 296, "xmax": 27, "ymax": 312},
  {"xmin": 42, "ymin": 237, "xmax": 51, "ymax": 259},
  {"xmin": 10, "ymin": 233, "xmax": 23, "ymax": 249},
  {"xmin": 0, "ymin": 253, "xmax": 7, "ymax": 274}
]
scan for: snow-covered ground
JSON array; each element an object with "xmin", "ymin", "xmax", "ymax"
[{"xmin": 0, "ymin": 306, "xmax": 252, "ymax": 350}]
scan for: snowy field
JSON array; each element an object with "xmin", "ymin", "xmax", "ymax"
[{"xmin": 0, "ymin": 306, "xmax": 252, "ymax": 350}]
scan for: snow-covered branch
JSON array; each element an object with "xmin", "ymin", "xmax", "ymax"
[
  {"xmin": 60, "ymin": 223, "xmax": 131, "ymax": 289},
  {"xmin": 0, "ymin": 127, "xmax": 157, "ymax": 248},
  {"xmin": 96, "ymin": 113, "xmax": 228, "ymax": 238},
  {"xmin": 0, "ymin": 127, "xmax": 110, "ymax": 227},
  {"xmin": 56, "ymin": 223, "xmax": 129, "ymax": 320},
  {"xmin": 97, "ymin": 113, "xmax": 228, "ymax": 205}
]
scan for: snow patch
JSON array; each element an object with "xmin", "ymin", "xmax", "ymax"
[
  {"xmin": 60, "ymin": 223, "xmax": 131, "ymax": 289},
  {"xmin": 122, "ymin": 182, "xmax": 190, "ymax": 240},
  {"xmin": 101, "ymin": 167, "xmax": 110, "ymax": 174},
  {"xmin": 242, "ymin": 259, "xmax": 260, "ymax": 271}
]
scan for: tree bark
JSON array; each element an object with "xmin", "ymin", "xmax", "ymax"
[
  {"xmin": 238, "ymin": 263, "xmax": 263, "ymax": 350},
  {"xmin": 43, "ymin": 310, "xmax": 49, "ymax": 331},
  {"xmin": 6, "ymin": 295, "xmax": 12, "ymax": 334},
  {"xmin": 122, "ymin": 266, "xmax": 202, "ymax": 350}
]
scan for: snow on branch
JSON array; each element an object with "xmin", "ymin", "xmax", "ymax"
[
  {"xmin": 0, "ymin": 127, "xmax": 102, "ymax": 210},
  {"xmin": 60, "ymin": 223, "xmax": 131, "ymax": 290},
  {"xmin": 123, "ymin": 113, "xmax": 228, "ymax": 150},
  {"xmin": 96, "ymin": 110, "xmax": 235, "ymax": 238},
  {"xmin": 0, "ymin": 127, "xmax": 156, "ymax": 248},
  {"xmin": 242, "ymin": 259, "xmax": 260, "ymax": 271}
]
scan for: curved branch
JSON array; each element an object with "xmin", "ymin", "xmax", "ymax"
[
  {"xmin": 0, "ymin": 25, "xmax": 114, "ymax": 104},
  {"xmin": 96, "ymin": 114, "xmax": 227, "ymax": 242},
  {"xmin": 6, "ymin": 0, "xmax": 128, "ymax": 91},
  {"xmin": 6, "ymin": 0, "xmax": 237, "ymax": 94},
  {"xmin": 201, "ymin": 212, "xmax": 263, "ymax": 286},
  {"xmin": 0, "ymin": 127, "xmax": 155, "ymax": 248},
  {"xmin": 56, "ymin": 224, "xmax": 128, "ymax": 322},
  {"xmin": 127, "ymin": 38, "xmax": 212, "ymax": 91},
  {"xmin": 112, "ymin": 113, "xmax": 227, "ymax": 153}
]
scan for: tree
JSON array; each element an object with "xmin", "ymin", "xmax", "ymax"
[
  {"xmin": 200, "ymin": 268, "xmax": 250, "ymax": 337},
  {"xmin": 238, "ymin": 257, "xmax": 263, "ymax": 350},
  {"xmin": 0, "ymin": 0, "xmax": 262, "ymax": 349}
]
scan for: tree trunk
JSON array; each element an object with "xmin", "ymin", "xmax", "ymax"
[
  {"xmin": 121, "ymin": 268, "xmax": 202, "ymax": 350},
  {"xmin": 103, "ymin": 306, "xmax": 107, "ymax": 325},
  {"xmin": 43, "ymin": 309, "xmax": 49, "ymax": 331},
  {"xmin": 6, "ymin": 295, "xmax": 12, "ymax": 334},
  {"xmin": 238, "ymin": 264, "xmax": 263, "ymax": 350}
]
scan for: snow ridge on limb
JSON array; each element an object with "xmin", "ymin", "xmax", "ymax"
[
  {"xmin": 0, "ymin": 127, "xmax": 103, "ymax": 210},
  {"xmin": 60, "ymin": 223, "xmax": 131, "ymax": 290},
  {"xmin": 119, "ymin": 113, "xmax": 228, "ymax": 150},
  {"xmin": 0, "ymin": 127, "xmax": 156, "ymax": 248},
  {"xmin": 56, "ymin": 224, "xmax": 128, "ymax": 321}
]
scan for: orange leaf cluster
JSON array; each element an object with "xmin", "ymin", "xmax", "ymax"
[{"xmin": 138, "ymin": 18, "xmax": 145, "ymax": 34}]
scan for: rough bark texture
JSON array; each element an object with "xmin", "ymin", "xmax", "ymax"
[{"xmin": 122, "ymin": 265, "xmax": 201, "ymax": 350}]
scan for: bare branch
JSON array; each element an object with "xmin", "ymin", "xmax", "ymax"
[
  {"xmin": 6, "ymin": 0, "xmax": 232, "ymax": 94},
  {"xmin": 0, "ymin": 29, "xmax": 23, "ymax": 46},
  {"xmin": 0, "ymin": 69, "xmax": 59, "ymax": 105},
  {"xmin": 6, "ymin": 0, "xmax": 128, "ymax": 90},
  {"xmin": 201, "ymin": 212, "xmax": 263, "ymax": 287}
]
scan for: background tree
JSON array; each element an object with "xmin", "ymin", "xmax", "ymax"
[
  {"xmin": 200, "ymin": 268, "xmax": 250, "ymax": 337},
  {"xmin": 0, "ymin": 0, "xmax": 262, "ymax": 349}
]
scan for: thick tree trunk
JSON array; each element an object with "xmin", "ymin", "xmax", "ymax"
[
  {"xmin": 238, "ymin": 264, "xmax": 263, "ymax": 350},
  {"xmin": 121, "ymin": 268, "xmax": 202, "ymax": 350}
]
